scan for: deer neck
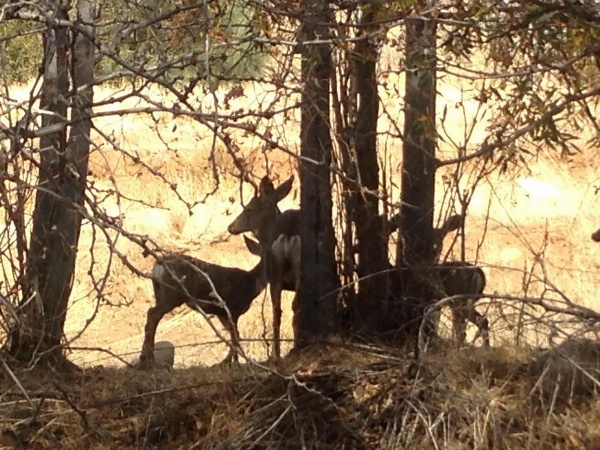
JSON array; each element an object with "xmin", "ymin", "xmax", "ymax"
[
  {"xmin": 249, "ymin": 257, "xmax": 268, "ymax": 297},
  {"xmin": 255, "ymin": 210, "xmax": 281, "ymax": 247}
]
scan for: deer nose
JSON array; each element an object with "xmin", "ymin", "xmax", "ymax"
[{"xmin": 227, "ymin": 223, "xmax": 236, "ymax": 234}]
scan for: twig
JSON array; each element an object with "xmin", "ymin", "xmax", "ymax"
[
  {"xmin": 68, "ymin": 346, "xmax": 136, "ymax": 368},
  {"xmin": 53, "ymin": 381, "xmax": 109, "ymax": 443},
  {"xmin": 53, "ymin": 382, "xmax": 92, "ymax": 431},
  {"xmin": 0, "ymin": 354, "xmax": 33, "ymax": 407},
  {"xmin": 248, "ymin": 404, "xmax": 292, "ymax": 449}
]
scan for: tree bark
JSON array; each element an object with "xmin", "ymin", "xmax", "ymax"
[
  {"xmin": 296, "ymin": 0, "xmax": 339, "ymax": 347},
  {"xmin": 350, "ymin": 9, "xmax": 390, "ymax": 334},
  {"xmin": 397, "ymin": 15, "xmax": 438, "ymax": 337},
  {"xmin": 7, "ymin": 0, "xmax": 96, "ymax": 369}
]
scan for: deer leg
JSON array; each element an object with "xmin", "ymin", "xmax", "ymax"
[
  {"xmin": 290, "ymin": 242, "xmax": 302, "ymax": 350},
  {"xmin": 451, "ymin": 302, "xmax": 468, "ymax": 347},
  {"xmin": 467, "ymin": 302, "xmax": 490, "ymax": 347},
  {"xmin": 219, "ymin": 317, "xmax": 240, "ymax": 364},
  {"xmin": 139, "ymin": 302, "xmax": 174, "ymax": 369},
  {"xmin": 270, "ymin": 281, "xmax": 283, "ymax": 360},
  {"xmin": 291, "ymin": 289, "xmax": 299, "ymax": 348}
]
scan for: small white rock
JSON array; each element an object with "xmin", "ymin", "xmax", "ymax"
[
  {"xmin": 132, "ymin": 340, "xmax": 175, "ymax": 370},
  {"xmin": 153, "ymin": 340, "xmax": 175, "ymax": 369}
]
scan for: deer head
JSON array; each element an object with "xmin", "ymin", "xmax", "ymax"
[{"xmin": 227, "ymin": 175, "xmax": 294, "ymax": 237}]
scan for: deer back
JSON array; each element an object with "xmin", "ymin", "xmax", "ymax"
[
  {"xmin": 386, "ymin": 262, "xmax": 485, "ymax": 300},
  {"xmin": 153, "ymin": 254, "xmax": 266, "ymax": 320},
  {"xmin": 433, "ymin": 262, "xmax": 486, "ymax": 297}
]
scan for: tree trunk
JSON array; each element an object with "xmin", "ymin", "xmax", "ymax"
[
  {"xmin": 296, "ymin": 0, "xmax": 339, "ymax": 347},
  {"xmin": 7, "ymin": 0, "xmax": 96, "ymax": 369},
  {"xmin": 350, "ymin": 9, "xmax": 390, "ymax": 334},
  {"xmin": 397, "ymin": 15, "xmax": 438, "ymax": 338}
]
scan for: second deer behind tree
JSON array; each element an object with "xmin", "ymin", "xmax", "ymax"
[{"xmin": 389, "ymin": 213, "xmax": 489, "ymax": 346}]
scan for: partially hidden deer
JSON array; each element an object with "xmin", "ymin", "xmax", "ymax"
[
  {"xmin": 592, "ymin": 227, "xmax": 600, "ymax": 242},
  {"xmin": 424, "ymin": 262, "xmax": 489, "ymax": 346},
  {"xmin": 388, "ymin": 213, "xmax": 489, "ymax": 346},
  {"xmin": 227, "ymin": 176, "xmax": 299, "ymax": 360},
  {"xmin": 138, "ymin": 235, "xmax": 267, "ymax": 369}
]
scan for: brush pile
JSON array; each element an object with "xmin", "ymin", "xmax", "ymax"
[{"xmin": 1, "ymin": 339, "xmax": 600, "ymax": 449}]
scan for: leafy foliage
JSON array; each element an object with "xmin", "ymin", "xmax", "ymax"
[
  {"xmin": 95, "ymin": 0, "xmax": 269, "ymax": 85},
  {"xmin": 2, "ymin": 0, "xmax": 269, "ymax": 85},
  {"xmin": 440, "ymin": 0, "xmax": 600, "ymax": 166},
  {"xmin": 0, "ymin": 20, "xmax": 42, "ymax": 84}
]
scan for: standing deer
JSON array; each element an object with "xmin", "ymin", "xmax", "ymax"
[
  {"xmin": 227, "ymin": 176, "xmax": 299, "ymax": 360},
  {"xmin": 389, "ymin": 213, "xmax": 489, "ymax": 346},
  {"xmin": 139, "ymin": 236, "xmax": 267, "ymax": 369}
]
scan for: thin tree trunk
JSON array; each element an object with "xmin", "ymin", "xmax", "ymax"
[
  {"xmin": 296, "ymin": 0, "xmax": 339, "ymax": 347},
  {"xmin": 331, "ymin": 34, "xmax": 357, "ymax": 329},
  {"xmin": 351, "ymin": 9, "xmax": 389, "ymax": 334}
]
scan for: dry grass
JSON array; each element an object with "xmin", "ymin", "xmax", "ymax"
[{"xmin": 2, "ymin": 343, "xmax": 600, "ymax": 449}]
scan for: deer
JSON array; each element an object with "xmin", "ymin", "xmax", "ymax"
[
  {"xmin": 592, "ymin": 227, "xmax": 600, "ymax": 242},
  {"xmin": 387, "ymin": 213, "xmax": 489, "ymax": 346},
  {"xmin": 227, "ymin": 176, "xmax": 299, "ymax": 361},
  {"xmin": 138, "ymin": 235, "xmax": 267, "ymax": 369}
]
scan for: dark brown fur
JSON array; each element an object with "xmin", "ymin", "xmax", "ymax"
[
  {"xmin": 389, "ymin": 214, "xmax": 489, "ymax": 346},
  {"xmin": 139, "ymin": 236, "xmax": 266, "ymax": 369}
]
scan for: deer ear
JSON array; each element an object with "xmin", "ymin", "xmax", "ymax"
[
  {"xmin": 274, "ymin": 176, "xmax": 294, "ymax": 202},
  {"xmin": 259, "ymin": 177, "xmax": 275, "ymax": 196}
]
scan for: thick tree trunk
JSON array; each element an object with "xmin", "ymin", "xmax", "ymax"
[
  {"xmin": 8, "ymin": 0, "xmax": 96, "ymax": 369},
  {"xmin": 350, "ymin": 10, "xmax": 390, "ymax": 334},
  {"xmin": 397, "ymin": 15, "xmax": 438, "ymax": 338},
  {"xmin": 296, "ymin": 1, "xmax": 339, "ymax": 347}
]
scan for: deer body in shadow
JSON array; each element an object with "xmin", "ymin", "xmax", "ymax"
[
  {"xmin": 388, "ymin": 213, "xmax": 489, "ymax": 346},
  {"xmin": 139, "ymin": 236, "xmax": 267, "ymax": 369}
]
